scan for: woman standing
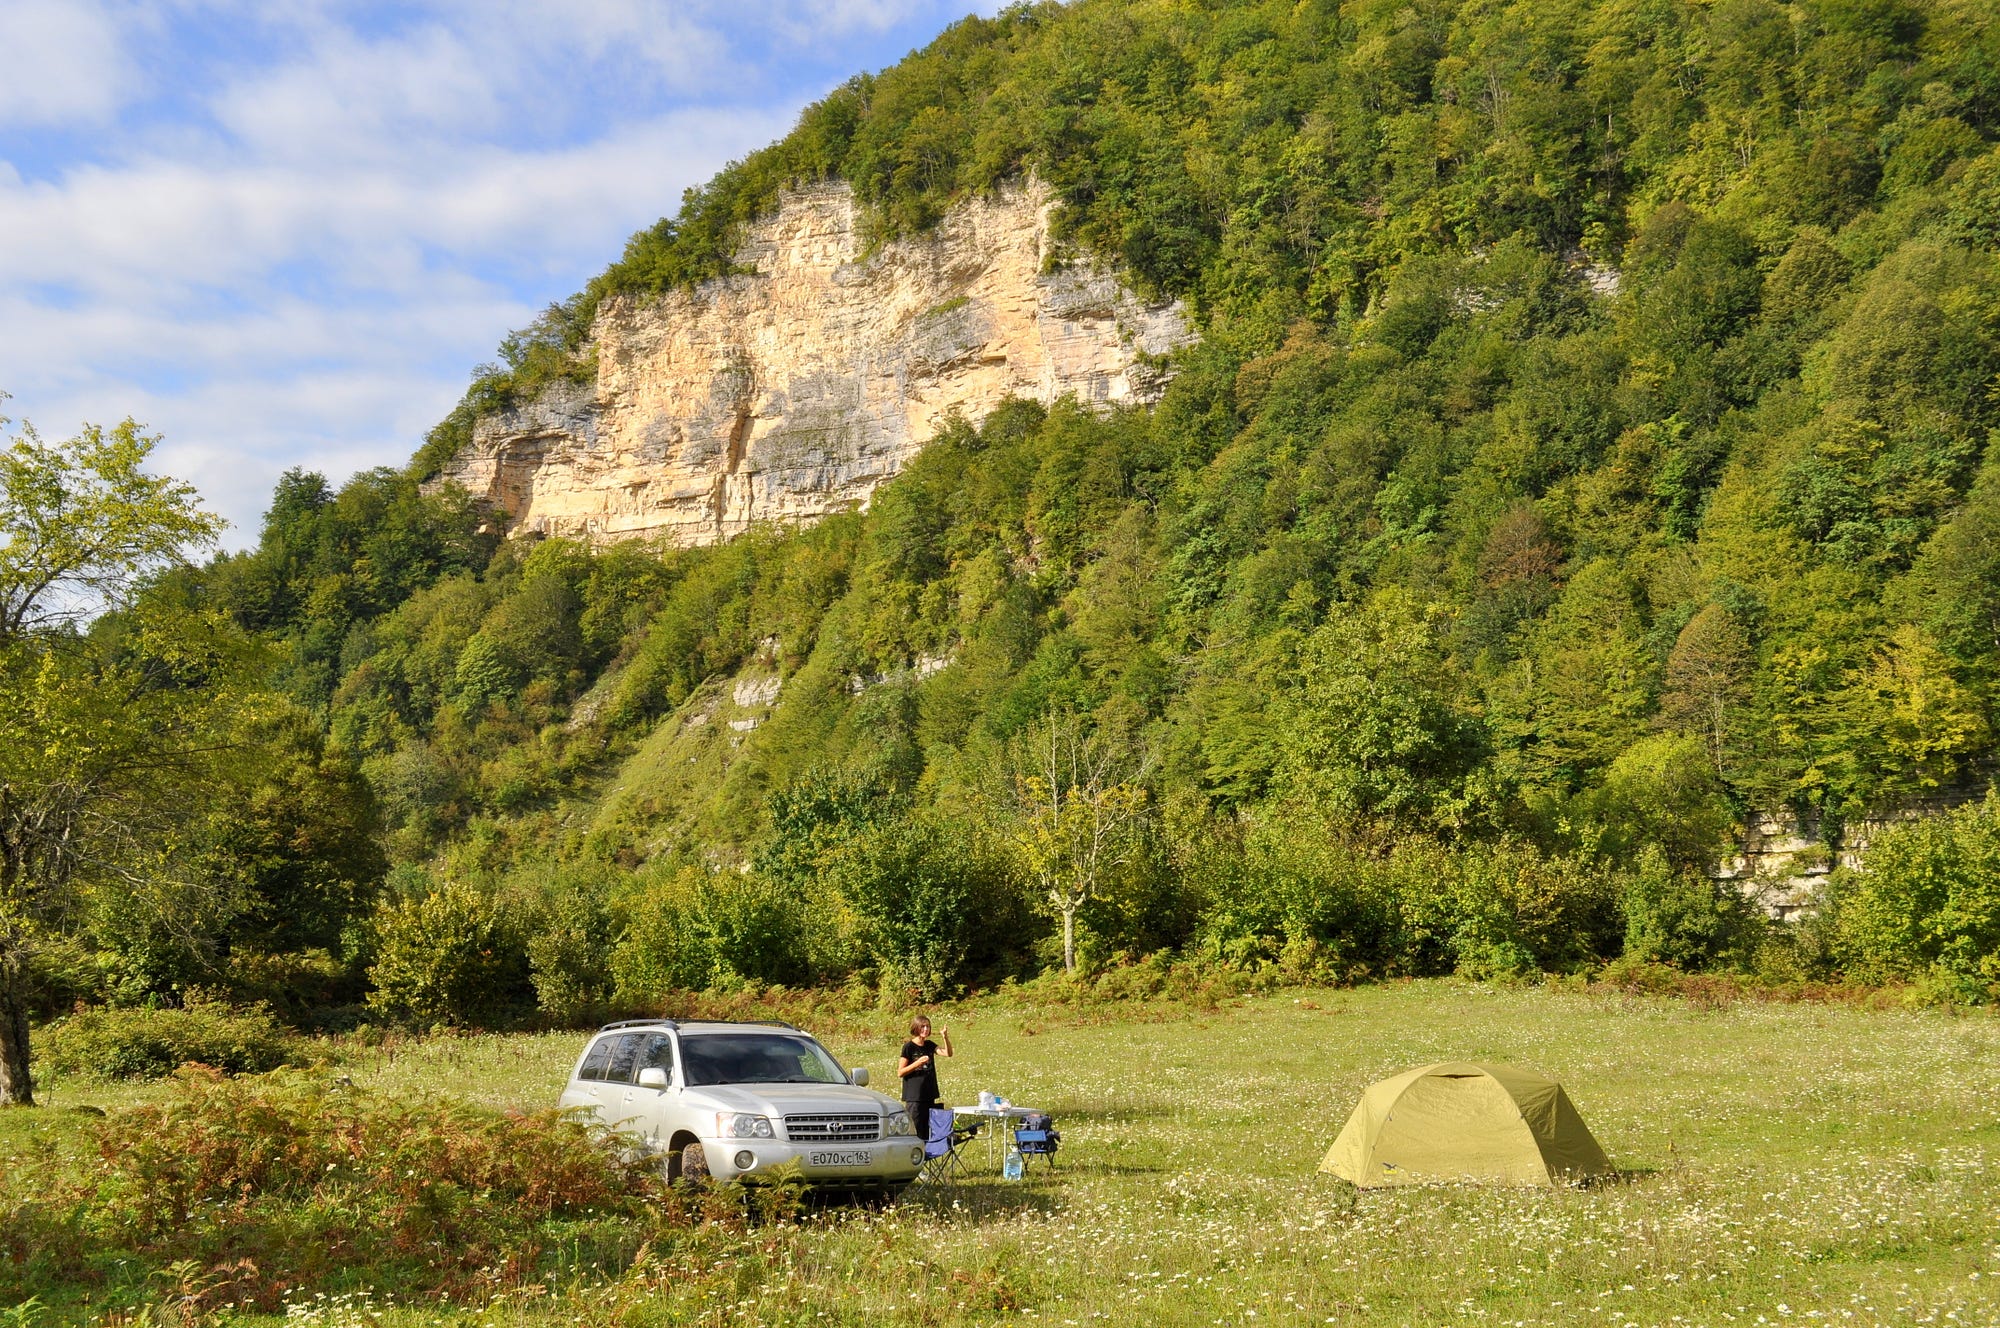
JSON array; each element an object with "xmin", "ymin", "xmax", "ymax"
[{"xmin": 897, "ymin": 1015, "xmax": 953, "ymax": 1143}]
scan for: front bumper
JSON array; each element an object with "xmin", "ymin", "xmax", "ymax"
[{"xmin": 703, "ymin": 1135, "xmax": 927, "ymax": 1185}]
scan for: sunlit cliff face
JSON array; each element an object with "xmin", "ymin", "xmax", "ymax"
[{"xmin": 435, "ymin": 176, "xmax": 1191, "ymax": 546}]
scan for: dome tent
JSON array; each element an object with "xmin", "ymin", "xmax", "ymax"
[{"xmin": 1320, "ymin": 1062, "xmax": 1613, "ymax": 1188}]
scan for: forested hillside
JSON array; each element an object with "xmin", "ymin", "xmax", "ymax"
[{"xmin": 17, "ymin": 0, "xmax": 2000, "ymax": 1049}]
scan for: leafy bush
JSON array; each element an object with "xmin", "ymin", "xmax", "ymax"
[
  {"xmin": 515, "ymin": 861, "xmax": 618, "ymax": 1023},
  {"xmin": 1572, "ymin": 735, "xmax": 1738, "ymax": 872},
  {"xmin": 0, "ymin": 1069, "xmax": 713, "ymax": 1312},
  {"xmin": 1826, "ymin": 793, "xmax": 2000, "ymax": 1002},
  {"xmin": 611, "ymin": 870, "xmax": 722, "ymax": 999},
  {"xmin": 1619, "ymin": 848, "xmax": 1763, "ymax": 971},
  {"xmin": 220, "ymin": 947, "xmax": 360, "ymax": 1024},
  {"xmin": 1193, "ymin": 817, "xmax": 1404, "ymax": 979},
  {"xmin": 36, "ymin": 999, "xmax": 298, "ymax": 1080},
  {"xmin": 611, "ymin": 864, "xmax": 811, "ymax": 1001},
  {"xmin": 830, "ymin": 814, "xmax": 1017, "ymax": 999},
  {"xmin": 1407, "ymin": 841, "xmax": 1625, "ymax": 980},
  {"xmin": 1275, "ymin": 592, "xmax": 1489, "ymax": 829},
  {"xmin": 1081, "ymin": 952, "xmax": 1267, "ymax": 1007},
  {"xmin": 1198, "ymin": 822, "xmax": 1623, "ymax": 983},
  {"xmin": 366, "ymin": 881, "xmax": 522, "ymax": 1027},
  {"xmin": 22, "ymin": 935, "xmax": 136, "ymax": 1019}
]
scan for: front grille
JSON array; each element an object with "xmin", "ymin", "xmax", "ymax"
[{"xmin": 784, "ymin": 1113, "xmax": 881, "ymax": 1142}]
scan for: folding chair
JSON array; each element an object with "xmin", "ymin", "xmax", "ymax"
[
  {"xmin": 1011, "ymin": 1112, "xmax": 1060, "ymax": 1171},
  {"xmin": 914, "ymin": 1108, "xmax": 981, "ymax": 1185}
]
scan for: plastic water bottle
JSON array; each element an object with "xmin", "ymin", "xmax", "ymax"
[{"xmin": 1003, "ymin": 1142, "xmax": 1025, "ymax": 1180}]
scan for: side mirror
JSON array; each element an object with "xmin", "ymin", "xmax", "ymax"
[
  {"xmin": 637, "ymin": 1067, "xmax": 670, "ymax": 1090},
  {"xmin": 848, "ymin": 1067, "xmax": 870, "ymax": 1087}
]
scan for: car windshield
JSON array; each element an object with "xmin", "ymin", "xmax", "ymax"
[{"xmin": 678, "ymin": 1033, "xmax": 848, "ymax": 1086}]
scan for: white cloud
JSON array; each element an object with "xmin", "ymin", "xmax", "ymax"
[
  {"xmin": 764, "ymin": 0, "xmax": 938, "ymax": 40},
  {"xmin": 1, "ymin": 1, "xmax": 974, "ymax": 546},
  {"xmin": 0, "ymin": 99, "xmax": 791, "ymax": 541},
  {"xmin": 479, "ymin": 0, "xmax": 733, "ymax": 85},
  {"xmin": 209, "ymin": 23, "xmax": 501, "ymax": 162},
  {"xmin": 0, "ymin": 0, "xmax": 133, "ymax": 127},
  {"xmin": 0, "ymin": 104, "xmax": 788, "ymax": 296}
]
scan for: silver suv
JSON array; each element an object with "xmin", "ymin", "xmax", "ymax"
[{"xmin": 557, "ymin": 1019, "xmax": 924, "ymax": 1191}]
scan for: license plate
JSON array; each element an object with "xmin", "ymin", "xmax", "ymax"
[{"xmin": 808, "ymin": 1149, "xmax": 874, "ymax": 1167}]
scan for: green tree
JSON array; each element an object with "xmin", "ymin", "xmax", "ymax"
[
  {"xmin": 1497, "ymin": 561, "xmax": 1658, "ymax": 794},
  {"xmin": 1000, "ymin": 709, "xmax": 1150, "ymax": 975},
  {"xmin": 1899, "ymin": 454, "xmax": 2000, "ymax": 690},
  {"xmin": 0, "ymin": 414, "xmax": 230, "ymax": 1105},
  {"xmin": 452, "ymin": 631, "xmax": 523, "ymax": 711},
  {"xmin": 1619, "ymin": 847, "xmax": 1760, "ymax": 972},
  {"xmin": 609, "ymin": 866, "xmax": 718, "ymax": 1000},
  {"xmin": 1574, "ymin": 733, "xmax": 1737, "ymax": 872},
  {"xmin": 607, "ymin": 864, "xmax": 809, "ymax": 996},
  {"xmin": 1851, "ymin": 625, "xmax": 1990, "ymax": 800},
  {"xmin": 829, "ymin": 814, "xmax": 997, "ymax": 1000},
  {"xmin": 1277, "ymin": 592, "xmax": 1488, "ymax": 830},
  {"xmin": 1658, "ymin": 603, "xmax": 1754, "ymax": 778},
  {"xmin": 753, "ymin": 767, "xmax": 896, "ymax": 894},
  {"xmin": 193, "ymin": 703, "xmax": 385, "ymax": 957},
  {"xmin": 518, "ymin": 863, "xmax": 616, "ymax": 1024}
]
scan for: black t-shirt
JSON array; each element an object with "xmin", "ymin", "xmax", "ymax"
[{"xmin": 899, "ymin": 1038, "xmax": 941, "ymax": 1104}]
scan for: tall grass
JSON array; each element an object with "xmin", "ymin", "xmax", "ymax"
[
  {"xmin": 6, "ymin": 981, "xmax": 1997, "ymax": 1326},
  {"xmin": 0, "ymin": 1068, "xmax": 747, "ymax": 1319}
]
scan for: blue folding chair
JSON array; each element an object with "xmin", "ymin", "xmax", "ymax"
[
  {"xmin": 1012, "ymin": 1112, "xmax": 1060, "ymax": 1170},
  {"xmin": 915, "ymin": 1107, "xmax": 980, "ymax": 1185}
]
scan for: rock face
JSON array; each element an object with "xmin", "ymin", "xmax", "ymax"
[
  {"xmin": 1713, "ymin": 792, "xmax": 1985, "ymax": 920},
  {"xmin": 438, "ymin": 178, "xmax": 1191, "ymax": 545}
]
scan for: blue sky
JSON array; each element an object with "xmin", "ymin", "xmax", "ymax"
[{"xmin": 0, "ymin": 0, "xmax": 998, "ymax": 547}]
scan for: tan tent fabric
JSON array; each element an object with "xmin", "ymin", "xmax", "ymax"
[{"xmin": 1320, "ymin": 1062, "xmax": 1612, "ymax": 1187}]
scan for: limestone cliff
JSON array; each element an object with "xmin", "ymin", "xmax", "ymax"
[{"xmin": 437, "ymin": 178, "xmax": 1191, "ymax": 544}]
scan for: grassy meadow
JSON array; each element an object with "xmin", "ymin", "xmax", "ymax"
[{"xmin": 6, "ymin": 981, "xmax": 1999, "ymax": 1327}]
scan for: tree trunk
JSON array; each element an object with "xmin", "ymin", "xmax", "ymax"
[
  {"xmin": 0, "ymin": 951, "xmax": 33, "ymax": 1107},
  {"xmin": 1061, "ymin": 908, "xmax": 1076, "ymax": 975}
]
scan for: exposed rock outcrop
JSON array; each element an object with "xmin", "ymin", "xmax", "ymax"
[
  {"xmin": 1713, "ymin": 788, "xmax": 1989, "ymax": 918},
  {"xmin": 438, "ymin": 178, "xmax": 1191, "ymax": 544}
]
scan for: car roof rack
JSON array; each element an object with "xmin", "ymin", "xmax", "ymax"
[
  {"xmin": 594, "ymin": 1017, "xmax": 803, "ymax": 1033},
  {"xmin": 676, "ymin": 1018, "xmax": 803, "ymax": 1031}
]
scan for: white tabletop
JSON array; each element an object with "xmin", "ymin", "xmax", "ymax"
[{"xmin": 950, "ymin": 1103, "xmax": 1040, "ymax": 1118}]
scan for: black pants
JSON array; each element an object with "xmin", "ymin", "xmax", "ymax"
[{"xmin": 909, "ymin": 1099, "xmax": 937, "ymax": 1145}]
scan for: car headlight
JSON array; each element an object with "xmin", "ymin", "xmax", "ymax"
[
  {"xmin": 884, "ymin": 1109, "xmax": 915, "ymax": 1137},
  {"xmin": 717, "ymin": 1112, "xmax": 775, "ymax": 1139}
]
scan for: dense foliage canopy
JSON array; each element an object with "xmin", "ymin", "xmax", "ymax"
[{"xmin": 21, "ymin": 0, "xmax": 2000, "ymax": 1038}]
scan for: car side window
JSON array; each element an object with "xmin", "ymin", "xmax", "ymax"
[
  {"xmin": 637, "ymin": 1033, "xmax": 675, "ymax": 1078},
  {"xmin": 577, "ymin": 1036, "xmax": 615, "ymax": 1082},
  {"xmin": 603, "ymin": 1033, "xmax": 644, "ymax": 1085}
]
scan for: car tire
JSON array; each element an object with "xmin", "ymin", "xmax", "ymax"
[{"xmin": 678, "ymin": 1141, "xmax": 710, "ymax": 1184}]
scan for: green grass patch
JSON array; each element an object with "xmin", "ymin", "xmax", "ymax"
[
  {"xmin": 7, "ymin": 981, "xmax": 1998, "ymax": 1326},
  {"xmin": 916, "ymin": 295, "xmax": 972, "ymax": 321}
]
